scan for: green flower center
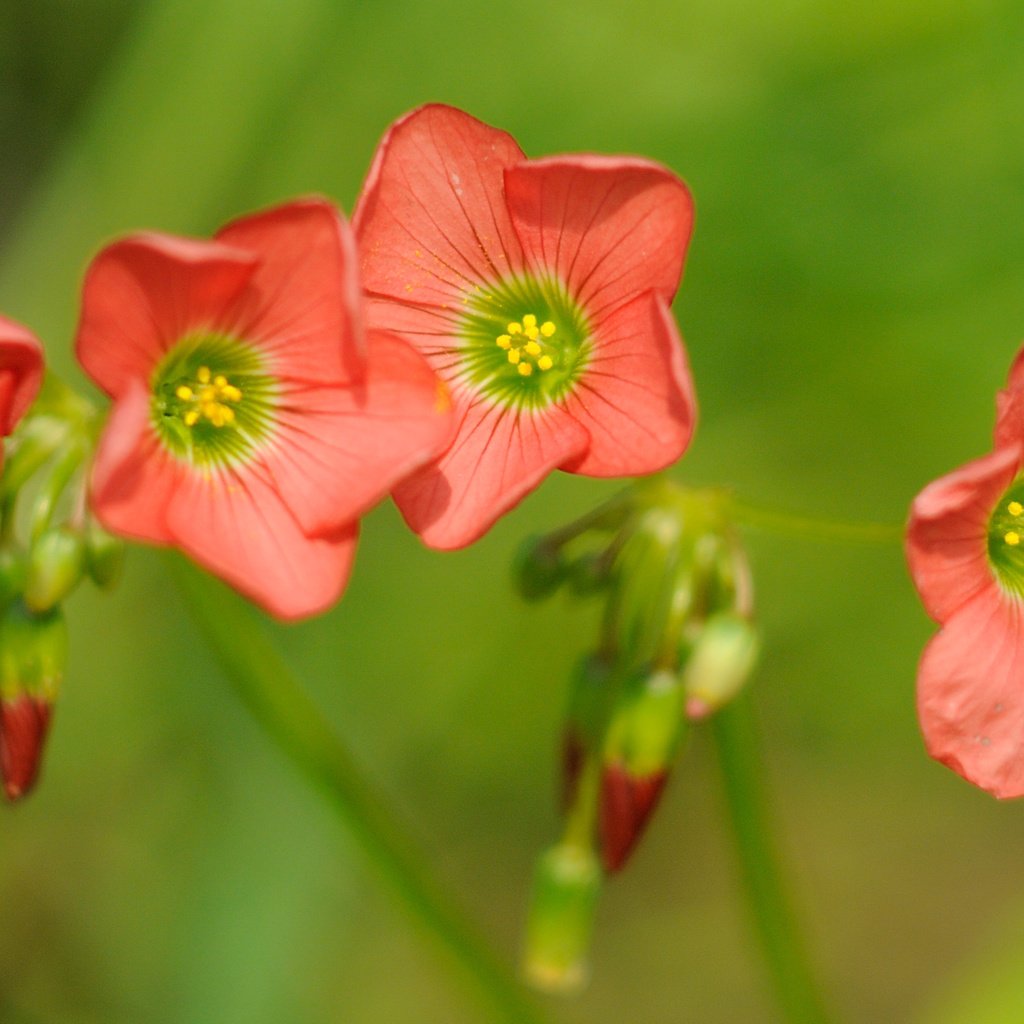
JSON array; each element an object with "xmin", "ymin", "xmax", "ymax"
[
  {"xmin": 150, "ymin": 333, "xmax": 277, "ymax": 467},
  {"xmin": 458, "ymin": 273, "xmax": 590, "ymax": 409},
  {"xmin": 987, "ymin": 479, "xmax": 1024, "ymax": 597}
]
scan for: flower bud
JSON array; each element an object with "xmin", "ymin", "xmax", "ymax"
[
  {"xmin": 522, "ymin": 843, "xmax": 601, "ymax": 994},
  {"xmin": 0, "ymin": 602, "xmax": 66, "ymax": 801},
  {"xmin": 84, "ymin": 519, "xmax": 125, "ymax": 589},
  {"xmin": 599, "ymin": 668, "xmax": 687, "ymax": 872},
  {"xmin": 561, "ymin": 653, "xmax": 614, "ymax": 810},
  {"xmin": 24, "ymin": 526, "xmax": 85, "ymax": 613},
  {"xmin": 682, "ymin": 612, "xmax": 759, "ymax": 719},
  {"xmin": 513, "ymin": 536, "xmax": 567, "ymax": 601}
]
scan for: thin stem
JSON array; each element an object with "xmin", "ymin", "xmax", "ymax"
[
  {"xmin": 710, "ymin": 693, "xmax": 838, "ymax": 1024},
  {"xmin": 726, "ymin": 495, "xmax": 903, "ymax": 545},
  {"xmin": 168, "ymin": 556, "xmax": 551, "ymax": 1024}
]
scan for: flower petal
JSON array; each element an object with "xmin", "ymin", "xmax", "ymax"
[
  {"xmin": 0, "ymin": 316, "xmax": 44, "ymax": 435},
  {"xmin": 504, "ymin": 155, "xmax": 694, "ymax": 318},
  {"xmin": 262, "ymin": 330, "xmax": 454, "ymax": 537},
  {"xmin": 560, "ymin": 291, "xmax": 696, "ymax": 477},
  {"xmin": 75, "ymin": 234, "xmax": 257, "ymax": 398},
  {"xmin": 918, "ymin": 585, "xmax": 1024, "ymax": 798},
  {"xmin": 216, "ymin": 198, "xmax": 365, "ymax": 384},
  {"xmin": 393, "ymin": 391, "xmax": 589, "ymax": 550},
  {"xmin": 90, "ymin": 381, "xmax": 182, "ymax": 545},
  {"xmin": 995, "ymin": 343, "xmax": 1024, "ymax": 448},
  {"xmin": 354, "ymin": 104, "xmax": 525, "ymax": 310},
  {"xmin": 164, "ymin": 461, "xmax": 358, "ymax": 621},
  {"xmin": 906, "ymin": 445, "xmax": 1020, "ymax": 623}
]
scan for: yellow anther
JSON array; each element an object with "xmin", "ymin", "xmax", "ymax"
[
  {"xmin": 214, "ymin": 374, "xmax": 228, "ymax": 388},
  {"xmin": 524, "ymin": 325, "xmax": 540, "ymax": 341},
  {"xmin": 197, "ymin": 366, "xmax": 212, "ymax": 384},
  {"xmin": 537, "ymin": 355, "xmax": 554, "ymax": 371},
  {"xmin": 175, "ymin": 385, "xmax": 193, "ymax": 401},
  {"xmin": 496, "ymin": 334, "xmax": 512, "ymax": 350},
  {"xmin": 221, "ymin": 385, "xmax": 243, "ymax": 402},
  {"xmin": 522, "ymin": 314, "xmax": 537, "ymax": 328},
  {"xmin": 518, "ymin": 362, "xmax": 533, "ymax": 376},
  {"xmin": 524, "ymin": 340, "xmax": 542, "ymax": 356},
  {"xmin": 541, "ymin": 321, "xmax": 556, "ymax": 337},
  {"xmin": 1010, "ymin": 501, "xmax": 1023, "ymax": 516},
  {"xmin": 184, "ymin": 410, "xmax": 200, "ymax": 427},
  {"xmin": 507, "ymin": 322, "xmax": 523, "ymax": 335},
  {"xmin": 1007, "ymin": 531, "xmax": 1021, "ymax": 547},
  {"xmin": 508, "ymin": 348, "xmax": 521, "ymax": 364}
]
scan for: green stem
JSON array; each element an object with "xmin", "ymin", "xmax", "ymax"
[
  {"xmin": 168, "ymin": 556, "xmax": 550, "ymax": 1024},
  {"xmin": 710, "ymin": 694, "xmax": 838, "ymax": 1024},
  {"xmin": 726, "ymin": 496, "xmax": 902, "ymax": 545}
]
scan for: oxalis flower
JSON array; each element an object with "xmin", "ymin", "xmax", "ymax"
[
  {"xmin": 908, "ymin": 346, "xmax": 1024, "ymax": 797},
  {"xmin": 0, "ymin": 315, "xmax": 44, "ymax": 449},
  {"xmin": 354, "ymin": 104, "xmax": 696, "ymax": 549},
  {"xmin": 76, "ymin": 198, "xmax": 453, "ymax": 620}
]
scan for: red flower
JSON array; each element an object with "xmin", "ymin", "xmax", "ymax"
[
  {"xmin": 353, "ymin": 105, "xmax": 696, "ymax": 549},
  {"xmin": 908, "ymin": 347, "xmax": 1024, "ymax": 797},
  {"xmin": 0, "ymin": 315, "xmax": 44, "ymax": 443},
  {"xmin": 76, "ymin": 198, "xmax": 453, "ymax": 620}
]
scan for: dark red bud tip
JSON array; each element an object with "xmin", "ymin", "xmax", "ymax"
[
  {"xmin": 1, "ymin": 695, "xmax": 53, "ymax": 802},
  {"xmin": 598, "ymin": 763, "xmax": 668, "ymax": 873},
  {"xmin": 560, "ymin": 731, "xmax": 584, "ymax": 813}
]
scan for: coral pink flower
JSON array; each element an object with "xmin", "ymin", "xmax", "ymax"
[
  {"xmin": 908, "ymin": 347, "xmax": 1024, "ymax": 797},
  {"xmin": 353, "ymin": 105, "xmax": 696, "ymax": 550},
  {"xmin": 0, "ymin": 314, "xmax": 44, "ymax": 443},
  {"xmin": 76, "ymin": 198, "xmax": 453, "ymax": 620}
]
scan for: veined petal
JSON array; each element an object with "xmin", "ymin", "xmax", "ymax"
[
  {"xmin": 918, "ymin": 585, "xmax": 1024, "ymax": 798},
  {"xmin": 906, "ymin": 445, "xmax": 1020, "ymax": 623},
  {"xmin": 354, "ymin": 104, "xmax": 526, "ymax": 310},
  {"xmin": 264, "ymin": 330, "xmax": 454, "ymax": 537},
  {"xmin": 75, "ymin": 234, "xmax": 257, "ymax": 398},
  {"xmin": 165, "ymin": 461, "xmax": 358, "ymax": 621},
  {"xmin": 393, "ymin": 392, "xmax": 588, "ymax": 550},
  {"xmin": 995, "ymin": 343, "xmax": 1024, "ymax": 449},
  {"xmin": 0, "ymin": 316, "xmax": 43, "ymax": 436},
  {"xmin": 90, "ymin": 381, "xmax": 182, "ymax": 545},
  {"xmin": 504, "ymin": 156, "xmax": 694, "ymax": 319},
  {"xmin": 216, "ymin": 197, "xmax": 364, "ymax": 384},
  {"xmin": 560, "ymin": 291, "xmax": 696, "ymax": 477}
]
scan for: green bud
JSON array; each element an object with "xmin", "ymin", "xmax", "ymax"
[
  {"xmin": 682, "ymin": 612, "xmax": 759, "ymax": 719},
  {"xmin": 84, "ymin": 520, "xmax": 125, "ymax": 589},
  {"xmin": 561, "ymin": 653, "xmax": 615, "ymax": 810},
  {"xmin": 0, "ymin": 602, "xmax": 67, "ymax": 703},
  {"xmin": 566, "ymin": 550, "xmax": 611, "ymax": 597},
  {"xmin": 0, "ymin": 547, "xmax": 27, "ymax": 604},
  {"xmin": 24, "ymin": 527, "xmax": 85, "ymax": 613},
  {"xmin": 513, "ymin": 537, "xmax": 567, "ymax": 602},
  {"xmin": 522, "ymin": 843, "xmax": 601, "ymax": 994}
]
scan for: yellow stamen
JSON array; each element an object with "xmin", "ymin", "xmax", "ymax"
[
  {"xmin": 1007, "ymin": 531, "xmax": 1021, "ymax": 546},
  {"xmin": 1010, "ymin": 501, "xmax": 1023, "ymax": 516},
  {"xmin": 496, "ymin": 334, "xmax": 512, "ymax": 350},
  {"xmin": 518, "ymin": 362, "xmax": 533, "ymax": 376},
  {"xmin": 537, "ymin": 355, "xmax": 554, "ymax": 371},
  {"xmin": 221, "ymin": 385, "xmax": 243, "ymax": 402},
  {"xmin": 176, "ymin": 385, "xmax": 193, "ymax": 401},
  {"xmin": 541, "ymin": 321, "xmax": 556, "ymax": 337},
  {"xmin": 507, "ymin": 322, "xmax": 523, "ymax": 335},
  {"xmin": 524, "ymin": 340, "xmax": 542, "ymax": 357},
  {"xmin": 524, "ymin": 325, "xmax": 540, "ymax": 341},
  {"xmin": 197, "ymin": 366, "xmax": 212, "ymax": 384},
  {"xmin": 184, "ymin": 410, "xmax": 200, "ymax": 426},
  {"xmin": 508, "ymin": 348, "xmax": 521, "ymax": 364},
  {"xmin": 522, "ymin": 314, "xmax": 537, "ymax": 329}
]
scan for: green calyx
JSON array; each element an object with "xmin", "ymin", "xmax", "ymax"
[
  {"xmin": 987, "ymin": 478, "xmax": 1024, "ymax": 597},
  {"xmin": 457, "ymin": 272, "xmax": 590, "ymax": 410},
  {"xmin": 149, "ymin": 333, "xmax": 277, "ymax": 467}
]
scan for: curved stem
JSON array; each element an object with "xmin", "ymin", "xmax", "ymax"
[
  {"xmin": 710, "ymin": 693, "xmax": 839, "ymax": 1024},
  {"xmin": 725, "ymin": 495, "xmax": 903, "ymax": 545},
  {"xmin": 168, "ymin": 556, "xmax": 551, "ymax": 1024}
]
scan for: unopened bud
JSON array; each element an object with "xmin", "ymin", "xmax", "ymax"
[
  {"xmin": 523, "ymin": 843, "xmax": 601, "ymax": 994},
  {"xmin": 84, "ymin": 520, "xmax": 125, "ymax": 589},
  {"xmin": 599, "ymin": 669, "xmax": 686, "ymax": 872},
  {"xmin": 0, "ymin": 547, "xmax": 26, "ymax": 604},
  {"xmin": 0, "ymin": 602, "xmax": 66, "ymax": 802},
  {"xmin": 683, "ymin": 612, "xmax": 759, "ymax": 719},
  {"xmin": 514, "ymin": 537, "xmax": 567, "ymax": 601},
  {"xmin": 24, "ymin": 527, "xmax": 85, "ymax": 612}
]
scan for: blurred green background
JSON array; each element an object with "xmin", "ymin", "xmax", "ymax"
[{"xmin": 3, "ymin": 0, "xmax": 1024, "ymax": 1021}]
